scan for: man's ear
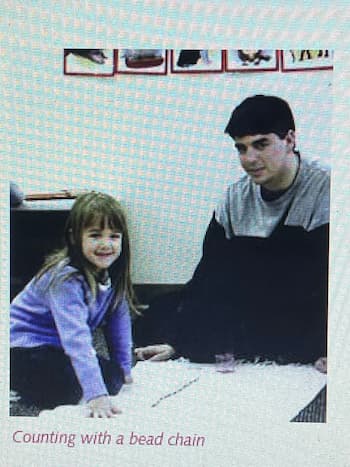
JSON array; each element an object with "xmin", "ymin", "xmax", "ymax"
[{"xmin": 285, "ymin": 129, "xmax": 296, "ymax": 151}]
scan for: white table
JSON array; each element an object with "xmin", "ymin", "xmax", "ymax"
[{"xmin": 40, "ymin": 359, "xmax": 326, "ymax": 423}]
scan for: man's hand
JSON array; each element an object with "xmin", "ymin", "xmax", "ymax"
[
  {"xmin": 86, "ymin": 395, "xmax": 122, "ymax": 418},
  {"xmin": 314, "ymin": 357, "xmax": 327, "ymax": 374},
  {"xmin": 134, "ymin": 344, "xmax": 175, "ymax": 361}
]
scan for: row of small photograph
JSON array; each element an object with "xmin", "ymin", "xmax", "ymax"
[{"xmin": 64, "ymin": 49, "xmax": 333, "ymax": 76}]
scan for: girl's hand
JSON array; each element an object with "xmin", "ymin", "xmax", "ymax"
[
  {"xmin": 86, "ymin": 395, "xmax": 122, "ymax": 418},
  {"xmin": 124, "ymin": 374, "xmax": 133, "ymax": 384}
]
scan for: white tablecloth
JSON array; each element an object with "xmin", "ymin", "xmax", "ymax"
[{"xmin": 39, "ymin": 359, "xmax": 326, "ymax": 423}]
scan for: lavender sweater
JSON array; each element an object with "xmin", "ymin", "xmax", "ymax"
[{"xmin": 10, "ymin": 263, "xmax": 132, "ymax": 402}]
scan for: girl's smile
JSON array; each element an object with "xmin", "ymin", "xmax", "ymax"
[{"xmin": 82, "ymin": 225, "xmax": 122, "ymax": 271}]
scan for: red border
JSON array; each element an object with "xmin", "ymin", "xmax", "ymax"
[
  {"xmin": 170, "ymin": 50, "xmax": 224, "ymax": 74},
  {"xmin": 114, "ymin": 50, "xmax": 168, "ymax": 75},
  {"xmin": 280, "ymin": 50, "xmax": 333, "ymax": 72},
  {"xmin": 63, "ymin": 49, "xmax": 115, "ymax": 77},
  {"xmin": 224, "ymin": 50, "xmax": 280, "ymax": 73}
]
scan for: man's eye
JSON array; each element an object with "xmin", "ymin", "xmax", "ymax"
[
  {"xmin": 235, "ymin": 146, "xmax": 246, "ymax": 155},
  {"xmin": 254, "ymin": 142, "xmax": 268, "ymax": 150}
]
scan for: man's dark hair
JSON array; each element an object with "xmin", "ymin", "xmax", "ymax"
[{"xmin": 224, "ymin": 95, "xmax": 295, "ymax": 139}]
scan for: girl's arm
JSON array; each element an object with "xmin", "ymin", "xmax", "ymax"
[
  {"xmin": 48, "ymin": 275, "xmax": 109, "ymax": 402},
  {"xmin": 104, "ymin": 297, "xmax": 133, "ymax": 381}
]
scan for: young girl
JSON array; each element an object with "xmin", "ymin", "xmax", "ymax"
[{"xmin": 10, "ymin": 192, "xmax": 138, "ymax": 417}]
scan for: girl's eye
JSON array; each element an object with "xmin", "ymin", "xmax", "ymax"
[{"xmin": 111, "ymin": 233, "xmax": 121, "ymax": 240}]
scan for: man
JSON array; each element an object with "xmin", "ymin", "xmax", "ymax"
[{"xmin": 135, "ymin": 95, "xmax": 329, "ymax": 370}]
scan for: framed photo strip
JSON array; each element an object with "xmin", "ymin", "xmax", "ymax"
[
  {"xmin": 63, "ymin": 49, "xmax": 115, "ymax": 76},
  {"xmin": 225, "ymin": 50, "xmax": 279, "ymax": 72},
  {"xmin": 281, "ymin": 50, "xmax": 333, "ymax": 71},
  {"xmin": 115, "ymin": 49, "xmax": 168, "ymax": 75},
  {"xmin": 171, "ymin": 50, "xmax": 224, "ymax": 73}
]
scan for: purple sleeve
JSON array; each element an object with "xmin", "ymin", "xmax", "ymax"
[
  {"xmin": 104, "ymin": 298, "xmax": 133, "ymax": 376},
  {"xmin": 48, "ymin": 276, "xmax": 108, "ymax": 401}
]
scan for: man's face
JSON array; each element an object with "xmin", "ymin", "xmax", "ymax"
[{"xmin": 234, "ymin": 131, "xmax": 296, "ymax": 191}]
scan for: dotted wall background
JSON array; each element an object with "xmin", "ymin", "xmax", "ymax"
[
  {"xmin": 3, "ymin": 47, "xmax": 332, "ymax": 283},
  {"xmin": 2, "ymin": 3, "xmax": 350, "ymax": 465}
]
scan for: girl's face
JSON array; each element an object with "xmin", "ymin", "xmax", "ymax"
[{"xmin": 81, "ymin": 223, "xmax": 122, "ymax": 272}]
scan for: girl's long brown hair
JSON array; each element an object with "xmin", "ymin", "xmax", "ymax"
[{"xmin": 36, "ymin": 192, "xmax": 139, "ymax": 315}]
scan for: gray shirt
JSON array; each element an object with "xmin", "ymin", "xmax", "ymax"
[{"xmin": 215, "ymin": 158, "xmax": 330, "ymax": 239}]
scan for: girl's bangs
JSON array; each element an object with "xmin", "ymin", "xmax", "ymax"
[{"xmin": 83, "ymin": 206, "xmax": 123, "ymax": 232}]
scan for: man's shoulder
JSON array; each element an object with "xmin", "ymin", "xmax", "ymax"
[
  {"xmin": 224, "ymin": 173, "xmax": 253, "ymax": 199},
  {"xmin": 297, "ymin": 158, "xmax": 330, "ymax": 199},
  {"xmin": 289, "ymin": 157, "xmax": 330, "ymax": 230},
  {"xmin": 215, "ymin": 174, "xmax": 256, "ymax": 238},
  {"xmin": 301, "ymin": 158, "xmax": 330, "ymax": 181}
]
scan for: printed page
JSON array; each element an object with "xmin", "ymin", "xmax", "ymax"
[{"xmin": 1, "ymin": 2, "xmax": 349, "ymax": 466}]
